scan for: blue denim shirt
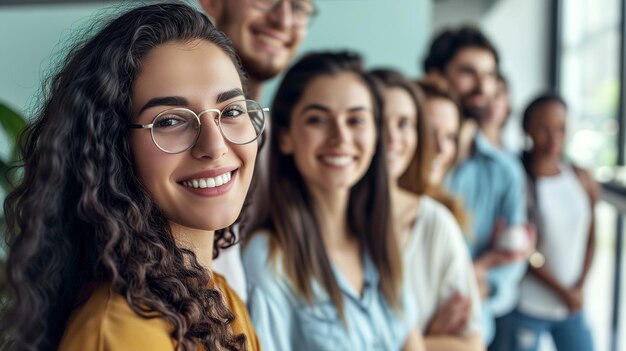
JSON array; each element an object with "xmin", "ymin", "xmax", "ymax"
[
  {"xmin": 243, "ymin": 233, "xmax": 418, "ymax": 351},
  {"xmin": 446, "ymin": 132, "xmax": 527, "ymax": 343}
]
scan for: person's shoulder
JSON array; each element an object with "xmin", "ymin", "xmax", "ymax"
[
  {"xmin": 212, "ymin": 273, "xmax": 262, "ymax": 351},
  {"xmin": 59, "ymin": 283, "xmax": 174, "ymax": 351},
  {"xmin": 419, "ymin": 196, "xmax": 462, "ymax": 233},
  {"xmin": 571, "ymin": 164, "xmax": 601, "ymax": 203},
  {"xmin": 242, "ymin": 230, "xmax": 285, "ymax": 285},
  {"xmin": 242, "ymin": 230, "xmax": 273, "ymax": 266}
]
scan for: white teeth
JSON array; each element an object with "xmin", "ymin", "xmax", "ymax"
[
  {"xmin": 182, "ymin": 171, "xmax": 233, "ymax": 189},
  {"xmin": 258, "ymin": 33, "xmax": 283, "ymax": 48},
  {"xmin": 322, "ymin": 156, "xmax": 353, "ymax": 166},
  {"xmin": 387, "ymin": 152, "xmax": 400, "ymax": 160},
  {"xmin": 207, "ymin": 177, "xmax": 215, "ymax": 187}
]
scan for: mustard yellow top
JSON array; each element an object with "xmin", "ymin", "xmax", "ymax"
[{"xmin": 59, "ymin": 273, "xmax": 260, "ymax": 351}]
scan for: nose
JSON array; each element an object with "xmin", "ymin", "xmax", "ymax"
[
  {"xmin": 329, "ymin": 120, "xmax": 351, "ymax": 145},
  {"xmin": 267, "ymin": 0, "xmax": 295, "ymax": 29},
  {"xmin": 191, "ymin": 113, "xmax": 228, "ymax": 160},
  {"xmin": 385, "ymin": 121, "xmax": 401, "ymax": 148}
]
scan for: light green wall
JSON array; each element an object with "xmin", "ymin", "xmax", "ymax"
[
  {"xmin": 0, "ymin": 1, "xmax": 432, "ymax": 115},
  {"xmin": 0, "ymin": 3, "xmax": 122, "ymax": 115},
  {"xmin": 261, "ymin": 0, "xmax": 432, "ymax": 106}
]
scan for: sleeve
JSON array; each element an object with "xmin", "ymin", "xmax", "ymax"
[
  {"xmin": 435, "ymin": 205, "xmax": 483, "ymax": 337},
  {"xmin": 243, "ymin": 234, "xmax": 298, "ymax": 351},
  {"xmin": 59, "ymin": 287, "xmax": 175, "ymax": 351},
  {"xmin": 487, "ymin": 158, "xmax": 528, "ymax": 316}
]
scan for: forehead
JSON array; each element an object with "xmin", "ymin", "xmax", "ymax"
[
  {"xmin": 298, "ymin": 72, "xmax": 373, "ymax": 108},
  {"xmin": 448, "ymin": 46, "xmax": 496, "ymax": 72},
  {"xmin": 384, "ymin": 87, "xmax": 417, "ymax": 115},
  {"xmin": 531, "ymin": 102, "xmax": 567, "ymax": 123},
  {"xmin": 425, "ymin": 98, "xmax": 459, "ymax": 124},
  {"xmin": 132, "ymin": 40, "xmax": 242, "ymax": 113}
]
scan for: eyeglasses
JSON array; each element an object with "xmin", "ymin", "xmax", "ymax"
[
  {"xmin": 129, "ymin": 99, "xmax": 267, "ymax": 154},
  {"xmin": 252, "ymin": 0, "xmax": 318, "ymax": 26}
]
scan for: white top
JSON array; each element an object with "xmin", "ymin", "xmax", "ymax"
[
  {"xmin": 212, "ymin": 244, "xmax": 247, "ymax": 302},
  {"xmin": 517, "ymin": 164, "xmax": 591, "ymax": 320},
  {"xmin": 402, "ymin": 196, "xmax": 482, "ymax": 336}
]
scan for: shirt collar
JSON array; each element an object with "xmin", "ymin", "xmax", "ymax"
[{"xmin": 473, "ymin": 131, "xmax": 502, "ymax": 159}]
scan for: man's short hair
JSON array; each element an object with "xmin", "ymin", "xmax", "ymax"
[{"xmin": 423, "ymin": 26, "xmax": 499, "ymax": 73}]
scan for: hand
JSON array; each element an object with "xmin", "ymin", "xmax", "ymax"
[
  {"xmin": 473, "ymin": 260, "xmax": 491, "ymax": 299},
  {"xmin": 475, "ymin": 249, "xmax": 519, "ymax": 270},
  {"xmin": 426, "ymin": 292, "xmax": 471, "ymax": 336},
  {"xmin": 489, "ymin": 219, "xmax": 536, "ymax": 262},
  {"xmin": 563, "ymin": 286, "xmax": 584, "ymax": 313}
]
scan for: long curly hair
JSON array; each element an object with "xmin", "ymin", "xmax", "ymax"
[
  {"xmin": 1, "ymin": 3, "xmax": 251, "ymax": 351},
  {"xmin": 253, "ymin": 52, "xmax": 402, "ymax": 321}
]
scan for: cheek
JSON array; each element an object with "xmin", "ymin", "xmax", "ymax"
[
  {"xmin": 442, "ymin": 141, "xmax": 456, "ymax": 164},
  {"xmin": 235, "ymin": 142, "xmax": 258, "ymax": 167},
  {"xmin": 406, "ymin": 130, "xmax": 418, "ymax": 152},
  {"xmin": 452, "ymin": 75, "xmax": 473, "ymax": 93},
  {"xmin": 293, "ymin": 129, "xmax": 322, "ymax": 156},
  {"xmin": 358, "ymin": 126, "xmax": 378, "ymax": 157}
]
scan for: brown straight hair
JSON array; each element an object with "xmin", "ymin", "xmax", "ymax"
[
  {"xmin": 413, "ymin": 77, "xmax": 470, "ymax": 231},
  {"xmin": 369, "ymin": 68, "xmax": 427, "ymax": 195},
  {"xmin": 252, "ymin": 51, "xmax": 402, "ymax": 320}
]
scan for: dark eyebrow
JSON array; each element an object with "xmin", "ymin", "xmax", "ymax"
[
  {"xmin": 139, "ymin": 96, "xmax": 188, "ymax": 114},
  {"xmin": 138, "ymin": 88, "xmax": 245, "ymax": 114},
  {"xmin": 301, "ymin": 103, "xmax": 332, "ymax": 113},
  {"xmin": 301, "ymin": 104, "xmax": 369, "ymax": 114},
  {"xmin": 216, "ymin": 88, "xmax": 245, "ymax": 104},
  {"xmin": 347, "ymin": 106, "xmax": 368, "ymax": 113}
]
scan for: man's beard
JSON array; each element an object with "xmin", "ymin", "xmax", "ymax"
[
  {"xmin": 461, "ymin": 93, "xmax": 490, "ymax": 120},
  {"xmin": 240, "ymin": 54, "xmax": 284, "ymax": 82}
]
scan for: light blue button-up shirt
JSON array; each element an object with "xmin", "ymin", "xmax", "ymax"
[
  {"xmin": 243, "ymin": 233, "xmax": 418, "ymax": 351},
  {"xmin": 446, "ymin": 132, "xmax": 527, "ymax": 343}
]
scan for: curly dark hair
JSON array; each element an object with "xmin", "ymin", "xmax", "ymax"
[{"xmin": 1, "ymin": 2, "xmax": 252, "ymax": 351}]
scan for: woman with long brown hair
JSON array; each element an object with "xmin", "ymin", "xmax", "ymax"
[
  {"xmin": 1, "ymin": 3, "xmax": 264, "ymax": 350},
  {"xmin": 242, "ymin": 52, "xmax": 424, "ymax": 351},
  {"xmin": 371, "ymin": 68, "xmax": 484, "ymax": 351}
]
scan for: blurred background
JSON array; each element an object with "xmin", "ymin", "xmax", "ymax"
[{"xmin": 0, "ymin": 0, "xmax": 625, "ymax": 350}]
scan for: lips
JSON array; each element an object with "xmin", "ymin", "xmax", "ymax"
[
  {"xmin": 251, "ymin": 28, "xmax": 291, "ymax": 54},
  {"xmin": 386, "ymin": 151, "xmax": 402, "ymax": 161}
]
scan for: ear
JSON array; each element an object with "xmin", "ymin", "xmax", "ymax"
[
  {"xmin": 279, "ymin": 130, "xmax": 294, "ymax": 155},
  {"xmin": 199, "ymin": 0, "xmax": 224, "ymax": 24}
]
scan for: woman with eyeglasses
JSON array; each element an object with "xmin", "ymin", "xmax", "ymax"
[
  {"xmin": 370, "ymin": 68, "xmax": 484, "ymax": 351},
  {"xmin": 1, "ymin": 3, "xmax": 264, "ymax": 351},
  {"xmin": 241, "ymin": 52, "xmax": 424, "ymax": 351}
]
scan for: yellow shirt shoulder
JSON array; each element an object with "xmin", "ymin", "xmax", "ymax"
[
  {"xmin": 59, "ymin": 284, "xmax": 174, "ymax": 351},
  {"xmin": 59, "ymin": 275, "xmax": 261, "ymax": 351}
]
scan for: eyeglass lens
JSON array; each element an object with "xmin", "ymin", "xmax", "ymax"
[{"xmin": 151, "ymin": 100, "xmax": 264, "ymax": 153}]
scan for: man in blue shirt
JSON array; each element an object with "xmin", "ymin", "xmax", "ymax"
[{"xmin": 423, "ymin": 26, "xmax": 529, "ymax": 350}]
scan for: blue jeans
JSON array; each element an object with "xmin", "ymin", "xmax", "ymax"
[{"xmin": 505, "ymin": 309, "xmax": 594, "ymax": 351}]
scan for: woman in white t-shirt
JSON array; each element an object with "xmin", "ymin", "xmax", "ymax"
[
  {"xmin": 370, "ymin": 68, "xmax": 484, "ymax": 351},
  {"xmin": 511, "ymin": 93, "xmax": 599, "ymax": 351}
]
